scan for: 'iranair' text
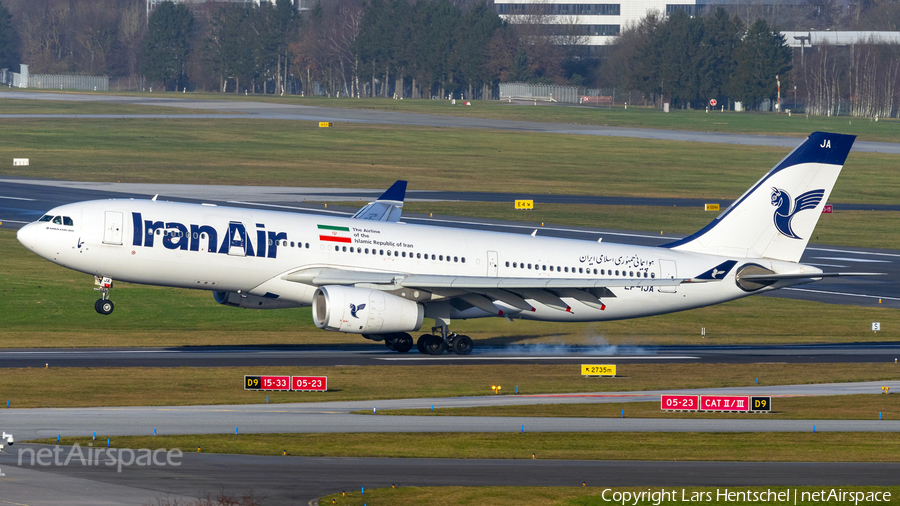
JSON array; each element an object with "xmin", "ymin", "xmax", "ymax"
[{"xmin": 131, "ymin": 213, "xmax": 287, "ymax": 258}]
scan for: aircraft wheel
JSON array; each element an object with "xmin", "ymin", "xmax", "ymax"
[
  {"xmin": 452, "ymin": 335, "xmax": 473, "ymax": 355},
  {"xmin": 416, "ymin": 335, "xmax": 429, "ymax": 354},
  {"xmin": 384, "ymin": 335, "xmax": 397, "ymax": 351},
  {"xmin": 96, "ymin": 299, "xmax": 114, "ymax": 315},
  {"xmin": 423, "ymin": 335, "xmax": 445, "ymax": 355},
  {"xmin": 394, "ymin": 333, "xmax": 413, "ymax": 353}
]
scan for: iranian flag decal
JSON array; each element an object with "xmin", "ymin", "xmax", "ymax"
[{"xmin": 318, "ymin": 224, "xmax": 352, "ymax": 243}]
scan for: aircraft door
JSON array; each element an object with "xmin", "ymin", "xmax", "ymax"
[
  {"xmin": 659, "ymin": 259, "xmax": 677, "ymax": 293},
  {"xmin": 227, "ymin": 222, "xmax": 247, "ymax": 257},
  {"xmin": 103, "ymin": 211, "xmax": 123, "ymax": 245},
  {"xmin": 487, "ymin": 251, "xmax": 498, "ymax": 277}
]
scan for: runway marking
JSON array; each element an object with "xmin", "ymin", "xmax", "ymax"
[
  {"xmin": 805, "ymin": 263, "xmax": 846, "ymax": 268},
  {"xmin": 812, "ymin": 256, "xmax": 891, "ymax": 263},
  {"xmin": 0, "ymin": 219, "xmax": 30, "ymax": 224},
  {"xmin": 784, "ymin": 287, "xmax": 900, "ymax": 301},
  {"xmin": 807, "ymin": 247, "xmax": 900, "ymax": 258},
  {"xmin": 378, "ymin": 355, "xmax": 699, "ymax": 361},
  {"xmin": 0, "ymin": 196, "xmax": 36, "ymax": 201},
  {"xmin": 1, "ymin": 501, "xmax": 34, "ymax": 506}
]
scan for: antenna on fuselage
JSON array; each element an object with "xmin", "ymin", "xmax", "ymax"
[{"xmin": 151, "ymin": 194, "xmax": 158, "ymax": 202}]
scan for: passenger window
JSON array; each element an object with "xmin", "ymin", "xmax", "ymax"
[
  {"xmin": 343, "ymin": 246, "xmax": 347, "ymax": 252},
  {"xmin": 431, "ymin": 254, "xmax": 436, "ymax": 260},
  {"xmin": 542, "ymin": 265, "xmax": 547, "ymax": 271},
  {"xmin": 39, "ymin": 215, "xmax": 52, "ymax": 222},
  {"xmin": 462, "ymin": 258, "xmax": 465, "ymax": 263},
  {"xmin": 380, "ymin": 249, "xmax": 384, "ymax": 255},
  {"xmin": 305, "ymin": 243, "xmax": 310, "ymax": 248},
  {"xmin": 579, "ymin": 268, "xmax": 583, "ymax": 274},
  {"xmin": 52, "ymin": 216, "xmax": 62, "ymax": 224},
  {"xmin": 417, "ymin": 253, "xmax": 421, "ymax": 259},
  {"xmin": 335, "ymin": 246, "xmax": 339, "ymax": 251},
  {"xmin": 454, "ymin": 256, "xmax": 458, "ymax": 262},
  {"xmin": 505, "ymin": 261, "xmax": 510, "ymax": 267},
  {"xmin": 63, "ymin": 217, "xmax": 73, "ymax": 226},
  {"xmin": 439, "ymin": 255, "xmax": 443, "ymax": 261},
  {"xmin": 651, "ymin": 272, "xmax": 655, "ymax": 278}
]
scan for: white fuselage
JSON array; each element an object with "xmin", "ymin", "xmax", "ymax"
[{"xmin": 16, "ymin": 199, "xmax": 821, "ymax": 324}]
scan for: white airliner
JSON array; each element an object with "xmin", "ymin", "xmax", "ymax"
[{"xmin": 17, "ymin": 132, "xmax": 876, "ymax": 355}]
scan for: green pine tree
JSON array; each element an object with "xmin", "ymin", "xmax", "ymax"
[{"xmin": 141, "ymin": 1, "xmax": 194, "ymax": 91}]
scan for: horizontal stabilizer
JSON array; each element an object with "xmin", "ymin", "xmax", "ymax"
[{"xmin": 738, "ymin": 272, "xmax": 883, "ymax": 281}]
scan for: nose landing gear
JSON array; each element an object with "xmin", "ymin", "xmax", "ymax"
[{"xmin": 94, "ymin": 276, "xmax": 114, "ymax": 315}]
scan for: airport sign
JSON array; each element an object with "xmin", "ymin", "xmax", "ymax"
[
  {"xmin": 515, "ymin": 199, "xmax": 534, "ymax": 210},
  {"xmin": 292, "ymin": 376, "xmax": 327, "ymax": 391},
  {"xmin": 705, "ymin": 203, "xmax": 720, "ymax": 211},
  {"xmin": 750, "ymin": 396, "xmax": 772, "ymax": 412},
  {"xmin": 244, "ymin": 375, "xmax": 291, "ymax": 391},
  {"xmin": 581, "ymin": 364, "xmax": 616, "ymax": 377},
  {"xmin": 700, "ymin": 395, "xmax": 749, "ymax": 411},
  {"xmin": 661, "ymin": 395, "xmax": 699, "ymax": 411}
]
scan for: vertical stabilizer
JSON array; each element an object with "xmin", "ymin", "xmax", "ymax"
[{"xmin": 663, "ymin": 132, "xmax": 855, "ymax": 262}]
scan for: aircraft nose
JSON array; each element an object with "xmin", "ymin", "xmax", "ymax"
[{"xmin": 16, "ymin": 223, "xmax": 38, "ymax": 251}]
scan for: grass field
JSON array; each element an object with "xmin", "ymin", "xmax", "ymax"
[
  {"xmin": 37, "ymin": 432, "xmax": 900, "ymax": 462},
  {"xmin": 0, "ymin": 98, "xmax": 213, "ymax": 115},
  {"xmin": 4, "ymin": 363, "xmax": 900, "ymax": 408},
  {"xmin": 318, "ymin": 486, "xmax": 900, "ymax": 506},
  {"xmin": 368, "ymin": 394, "xmax": 900, "ymax": 420},
  {"xmin": 11, "ymin": 89, "xmax": 900, "ymax": 143},
  {"xmin": 0, "ymin": 117, "xmax": 898, "ymax": 205}
]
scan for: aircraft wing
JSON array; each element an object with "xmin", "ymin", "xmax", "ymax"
[
  {"xmin": 350, "ymin": 180, "xmax": 407, "ymax": 222},
  {"xmin": 282, "ymin": 267, "xmax": 688, "ymax": 313}
]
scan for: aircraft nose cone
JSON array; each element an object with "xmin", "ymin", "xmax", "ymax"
[{"xmin": 16, "ymin": 223, "xmax": 37, "ymax": 251}]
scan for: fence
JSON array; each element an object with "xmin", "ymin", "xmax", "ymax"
[
  {"xmin": 499, "ymin": 83, "xmax": 603, "ymax": 104},
  {"xmin": 28, "ymin": 74, "xmax": 109, "ymax": 91}
]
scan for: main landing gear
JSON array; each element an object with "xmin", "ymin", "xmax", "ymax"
[
  {"xmin": 94, "ymin": 276, "xmax": 114, "ymax": 315},
  {"xmin": 416, "ymin": 326, "xmax": 473, "ymax": 356},
  {"xmin": 383, "ymin": 333, "xmax": 414, "ymax": 353}
]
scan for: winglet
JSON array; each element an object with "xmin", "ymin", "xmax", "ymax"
[
  {"xmin": 351, "ymin": 181, "xmax": 408, "ymax": 222},
  {"xmin": 378, "ymin": 180, "xmax": 407, "ymax": 203}
]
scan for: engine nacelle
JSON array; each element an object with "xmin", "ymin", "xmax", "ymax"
[
  {"xmin": 214, "ymin": 291, "xmax": 305, "ymax": 309},
  {"xmin": 313, "ymin": 286, "xmax": 424, "ymax": 334}
]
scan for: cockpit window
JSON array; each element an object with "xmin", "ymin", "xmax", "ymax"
[
  {"xmin": 63, "ymin": 217, "xmax": 73, "ymax": 226},
  {"xmin": 38, "ymin": 215, "xmax": 53, "ymax": 222},
  {"xmin": 52, "ymin": 216, "xmax": 62, "ymax": 225}
]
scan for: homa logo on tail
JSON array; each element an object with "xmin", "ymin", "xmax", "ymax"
[
  {"xmin": 349, "ymin": 303, "xmax": 366, "ymax": 318},
  {"xmin": 770, "ymin": 188, "xmax": 825, "ymax": 239}
]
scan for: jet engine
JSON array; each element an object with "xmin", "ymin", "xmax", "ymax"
[
  {"xmin": 213, "ymin": 291, "xmax": 305, "ymax": 309},
  {"xmin": 313, "ymin": 286, "xmax": 424, "ymax": 334}
]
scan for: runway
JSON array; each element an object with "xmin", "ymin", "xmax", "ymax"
[
  {"xmin": 2, "ymin": 91, "xmax": 900, "ymax": 155},
  {"xmin": 1, "ymin": 382, "xmax": 899, "ymax": 504},
  {"xmin": 3, "ymin": 342, "xmax": 900, "ymax": 368},
  {"xmin": 3, "ymin": 448, "xmax": 899, "ymax": 506},
  {"xmin": 4, "ymin": 381, "xmax": 900, "ymax": 442}
]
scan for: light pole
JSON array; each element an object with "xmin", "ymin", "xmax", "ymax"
[{"xmin": 776, "ymin": 75, "xmax": 781, "ymax": 114}]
